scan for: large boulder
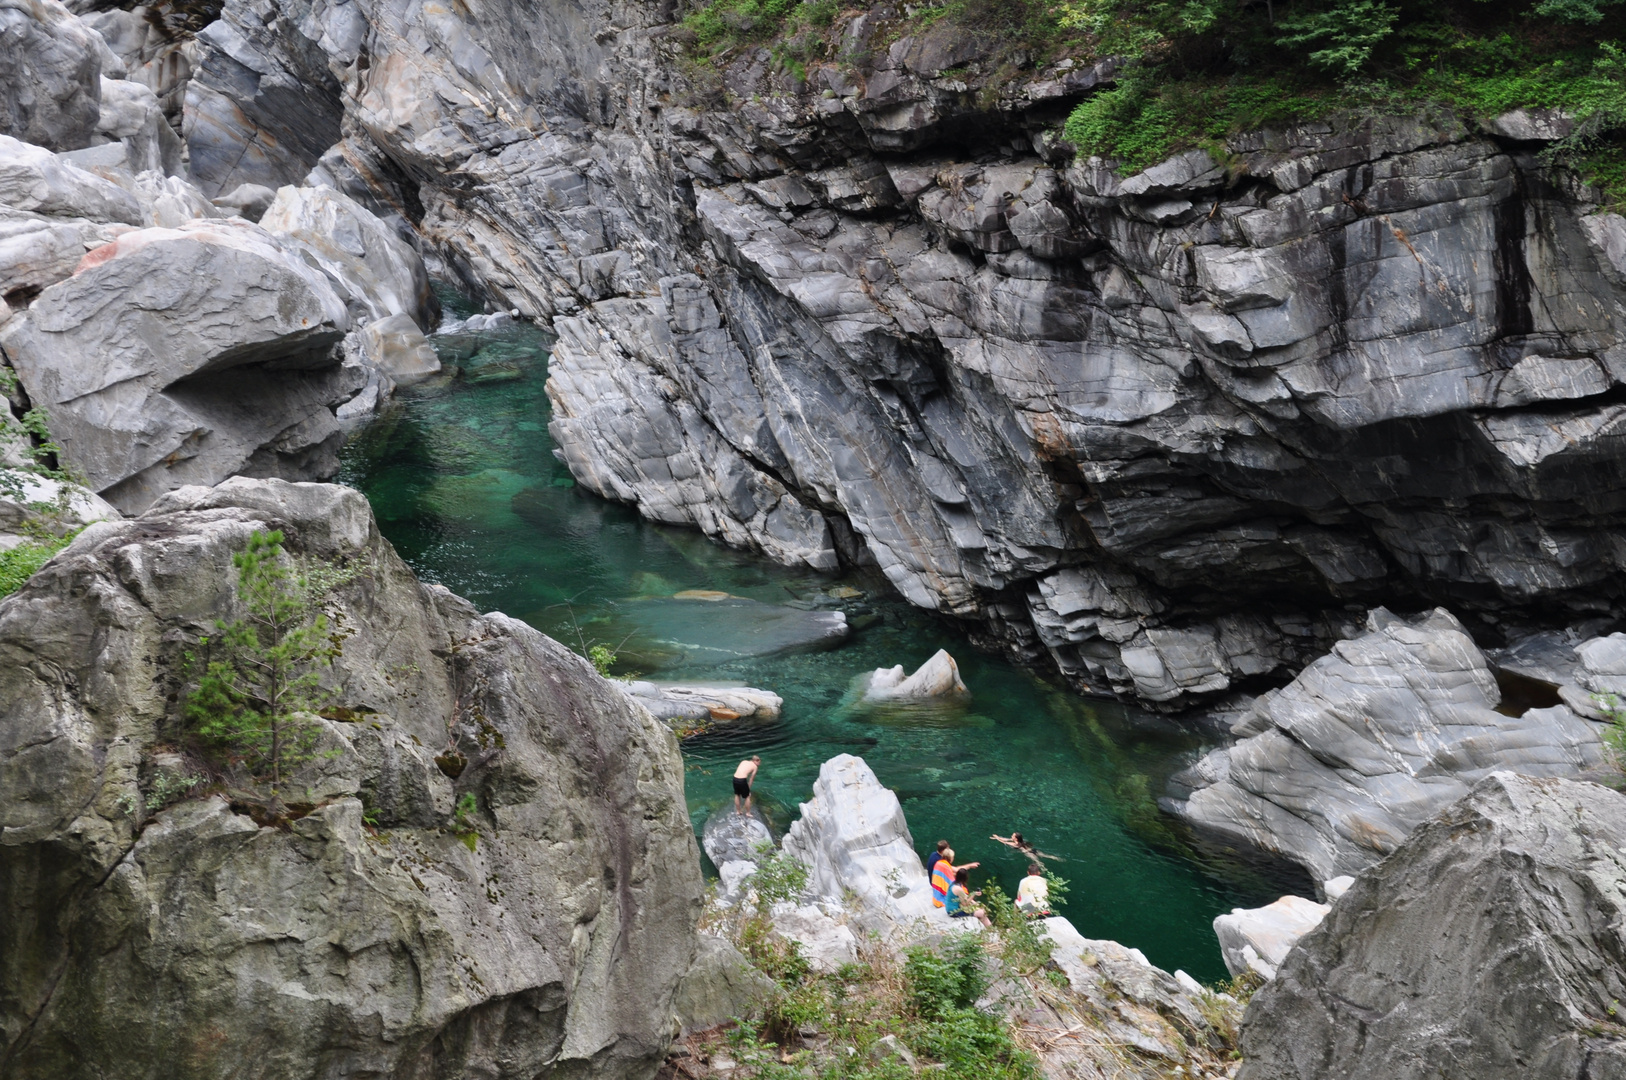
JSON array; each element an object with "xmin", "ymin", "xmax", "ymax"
[
  {"xmin": 0, "ymin": 476, "xmax": 705, "ymax": 1078},
  {"xmin": 780, "ymin": 753, "xmax": 943, "ymax": 936},
  {"xmin": 1164, "ymin": 607, "xmax": 1612, "ymax": 882},
  {"xmin": 260, "ymin": 184, "xmax": 438, "ymax": 330},
  {"xmin": 0, "ymin": 132, "xmax": 142, "ymax": 225},
  {"xmin": 0, "ymin": 219, "xmax": 359, "ymax": 513},
  {"xmin": 1238, "ymin": 773, "xmax": 1626, "ymax": 1079},
  {"xmin": 860, "ymin": 648, "xmax": 969, "ymax": 702},
  {"xmin": 1213, "ymin": 894, "xmax": 1330, "ymax": 980},
  {"xmin": 0, "ymin": 0, "xmax": 104, "ymax": 151}
]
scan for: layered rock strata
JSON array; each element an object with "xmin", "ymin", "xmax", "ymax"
[
  {"xmin": 0, "ymin": 476, "xmax": 704, "ymax": 1079},
  {"xmin": 1238, "ymin": 774, "xmax": 1626, "ymax": 1079},
  {"xmin": 1163, "ymin": 607, "xmax": 1614, "ymax": 882},
  {"xmin": 148, "ymin": 0, "xmax": 1626, "ymax": 707}
]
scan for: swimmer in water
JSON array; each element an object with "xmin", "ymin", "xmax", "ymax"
[{"xmin": 991, "ymin": 832, "xmax": 1062, "ymax": 861}]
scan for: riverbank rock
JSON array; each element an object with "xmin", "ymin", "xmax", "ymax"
[
  {"xmin": 1238, "ymin": 773, "xmax": 1626, "ymax": 1079},
  {"xmin": 671, "ymin": 936, "xmax": 778, "ymax": 1036},
  {"xmin": 1164, "ymin": 607, "xmax": 1613, "ymax": 882},
  {"xmin": 780, "ymin": 754, "xmax": 942, "ymax": 937},
  {"xmin": 860, "ymin": 649, "xmax": 969, "ymax": 702},
  {"xmin": 701, "ymin": 806, "xmax": 773, "ymax": 866},
  {"xmin": 0, "ymin": 219, "xmax": 360, "ymax": 513},
  {"xmin": 0, "ymin": 476, "xmax": 704, "ymax": 1078},
  {"xmin": 1214, "ymin": 895, "xmax": 1330, "ymax": 980}
]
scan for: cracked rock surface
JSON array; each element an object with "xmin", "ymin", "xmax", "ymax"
[
  {"xmin": 1238, "ymin": 773, "xmax": 1626, "ymax": 1079},
  {"xmin": 0, "ymin": 477, "xmax": 704, "ymax": 1079},
  {"xmin": 159, "ymin": 0, "xmax": 1626, "ymax": 708}
]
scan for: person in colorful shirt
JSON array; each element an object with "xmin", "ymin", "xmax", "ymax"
[
  {"xmin": 946, "ymin": 867, "xmax": 991, "ymax": 927},
  {"xmin": 930, "ymin": 846, "xmax": 980, "ymax": 908}
]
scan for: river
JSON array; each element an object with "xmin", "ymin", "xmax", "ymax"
[{"xmin": 338, "ymin": 296, "xmax": 1272, "ymax": 982}]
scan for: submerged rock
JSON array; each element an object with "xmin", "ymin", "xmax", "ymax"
[
  {"xmin": 1165, "ymin": 607, "xmax": 1613, "ymax": 882},
  {"xmin": 1213, "ymin": 894, "xmax": 1330, "ymax": 980},
  {"xmin": 620, "ymin": 594, "xmax": 847, "ymax": 664},
  {"xmin": 1239, "ymin": 774, "xmax": 1626, "ymax": 1079},
  {"xmin": 0, "ymin": 477, "xmax": 704, "ymax": 1078},
  {"xmin": 860, "ymin": 648, "xmax": 968, "ymax": 702},
  {"xmin": 621, "ymin": 680, "xmax": 783, "ymax": 724}
]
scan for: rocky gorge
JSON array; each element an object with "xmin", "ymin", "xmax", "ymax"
[
  {"xmin": 19, "ymin": 0, "xmax": 1618, "ymax": 724},
  {"xmin": 3, "ymin": 0, "xmax": 1626, "ymax": 1074}
]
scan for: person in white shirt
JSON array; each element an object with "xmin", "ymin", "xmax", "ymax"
[{"xmin": 1015, "ymin": 863, "xmax": 1050, "ymax": 918}]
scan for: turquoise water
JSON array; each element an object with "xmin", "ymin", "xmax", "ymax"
[{"xmin": 338, "ymin": 311, "xmax": 1269, "ymax": 982}]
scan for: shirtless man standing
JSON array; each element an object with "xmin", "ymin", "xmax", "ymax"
[{"xmin": 733, "ymin": 756, "xmax": 761, "ymax": 815}]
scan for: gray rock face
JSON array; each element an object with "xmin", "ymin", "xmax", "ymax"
[
  {"xmin": 1238, "ymin": 773, "xmax": 1626, "ymax": 1079},
  {"xmin": 1164, "ymin": 607, "xmax": 1614, "ymax": 883},
  {"xmin": 155, "ymin": 0, "xmax": 1626, "ymax": 708},
  {"xmin": 0, "ymin": 0, "xmax": 104, "ymax": 151},
  {"xmin": 260, "ymin": 184, "xmax": 438, "ymax": 330},
  {"xmin": 0, "ymin": 476, "xmax": 704, "ymax": 1079},
  {"xmin": 182, "ymin": 0, "xmax": 344, "ymax": 196},
  {"xmin": 0, "ymin": 219, "xmax": 358, "ymax": 513}
]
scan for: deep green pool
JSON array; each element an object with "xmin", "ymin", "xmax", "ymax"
[{"xmin": 338, "ymin": 308, "xmax": 1268, "ymax": 982}]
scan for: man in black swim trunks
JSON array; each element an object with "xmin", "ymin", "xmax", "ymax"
[{"xmin": 733, "ymin": 755, "xmax": 761, "ymax": 815}]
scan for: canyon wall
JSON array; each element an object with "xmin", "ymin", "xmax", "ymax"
[{"xmin": 162, "ymin": 0, "xmax": 1626, "ymax": 709}]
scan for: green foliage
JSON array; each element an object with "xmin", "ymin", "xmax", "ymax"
[
  {"xmin": 1596, "ymin": 692, "xmax": 1626, "ymax": 770},
  {"xmin": 751, "ymin": 842, "xmax": 811, "ymax": 907},
  {"xmin": 0, "ymin": 531, "xmax": 75, "ymax": 597},
  {"xmin": 981, "ymin": 882, "xmax": 1055, "ymax": 974},
  {"xmin": 145, "ymin": 771, "xmax": 203, "ymax": 811},
  {"xmin": 185, "ymin": 530, "xmax": 340, "ymax": 792},
  {"xmin": 1056, "ymin": 0, "xmax": 1626, "ymax": 196},
  {"xmin": 587, "ymin": 643, "xmax": 617, "ymax": 677},
  {"xmin": 907, "ymin": 1007, "xmax": 1038, "ymax": 1080},
  {"xmin": 1276, "ymin": 0, "xmax": 1400, "ymax": 75},
  {"xmin": 904, "ymin": 934, "xmax": 992, "ymax": 1019},
  {"xmin": 1536, "ymin": 0, "xmax": 1624, "ymax": 23}
]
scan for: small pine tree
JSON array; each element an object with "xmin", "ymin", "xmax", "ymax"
[{"xmin": 187, "ymin": 530, "xmax": 337, "ymax": 793}]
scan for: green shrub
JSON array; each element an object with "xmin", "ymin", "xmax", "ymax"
[
  {"xmin": 904, "ymin": 934, "xmax": 991, "ymax": 1018},
  {"xmin": 751, "ymin": 843, "xmax": 811, "ymax": 907},
  {"xmin": 0, "ymin": 532, "xmax": 74, "ymax": 597}
]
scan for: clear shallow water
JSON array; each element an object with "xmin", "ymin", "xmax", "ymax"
[{"xmin": 338, "ymin": 307, "xmax": 1270, "ymax": 982}]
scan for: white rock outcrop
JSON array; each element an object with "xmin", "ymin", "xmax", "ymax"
[
  {"xmin": 779, "ymin": 754, "xmax": 947, "ymax": 937},
  {"xmin": 1213, "ymin": 894, "xmax": 1331, "ymax": 980},
  {"xmin": 860, "ymin": 648, "xmax": 969, "ymax": 702}
]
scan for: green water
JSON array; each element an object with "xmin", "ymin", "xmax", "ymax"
[{"xmin": 338, "ymin": 312, "xmax": 1267, "ymax": 982}]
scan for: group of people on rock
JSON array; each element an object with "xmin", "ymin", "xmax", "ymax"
[{"xmin": 925, "ymin": 832, "xmax": 1056, "ymax": 927}]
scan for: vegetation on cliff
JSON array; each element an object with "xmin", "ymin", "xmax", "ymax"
[{"xmin": 677, "ymin": 0, "xmax": 1626, "ymax": 198}]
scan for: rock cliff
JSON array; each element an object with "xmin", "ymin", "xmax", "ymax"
[
  {"xmin": 1238, "ymin": 773, "xmax": 1626, "ymax": 1079},
  {"xmin": 0, "ymin": 477, "xmax": 704, "ymax": 1078},
  {"xmin": 1164, "ymin": 607, "xmax": 1616, "ymax": 883},
  {"xmin": 143, "ymin": 0, "xmax": 1626, "ymax": 708}
]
